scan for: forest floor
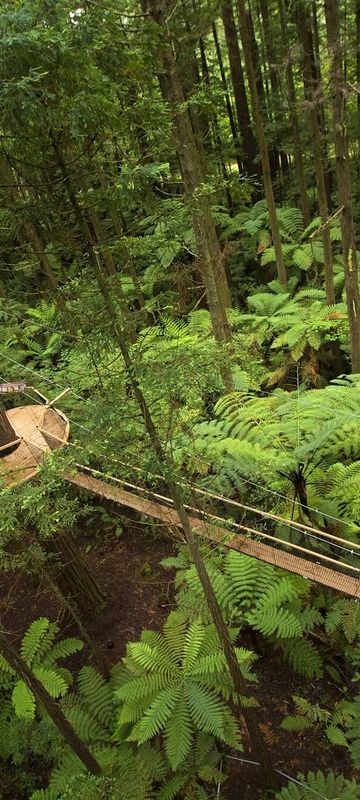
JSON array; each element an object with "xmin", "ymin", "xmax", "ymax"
[{"xmin": 1, "ymin": 509, "xmax": 356, "ymax": 799}]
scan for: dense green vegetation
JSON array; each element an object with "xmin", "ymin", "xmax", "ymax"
[{"xmin": 2, "ymin": 0, "xmax": 360, "ymax": 796}]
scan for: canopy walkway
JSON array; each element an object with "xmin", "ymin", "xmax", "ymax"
[{"xmin": 1, "ymin": 391, "xmax": 359, "ymax": 599}]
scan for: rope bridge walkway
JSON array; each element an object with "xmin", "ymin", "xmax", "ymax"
[{"xmin": 0, "ymin": 386, "xmax": 360, "ymax": 599}]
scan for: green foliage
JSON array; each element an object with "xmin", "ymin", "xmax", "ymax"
[
  {"xmin": 281, "ymin": 695, "xmax": 353, "ymax": 748},
  {"xmin": 190, "ymin": 376, "xmax": 360, "ymax": 534},
  {"xmin": 114, "ymin": 612, "xmax": 248, "ymax": 769},
  {"xmin": 164, "ymin": 548, "xmax": 323, "ymax": 678},
  {"xmin": 276, "ymin": 770, "xmax": 360, "ymax": 800},
  {"xmin": 0, "ymin": 618, "xmax": 82, "ymax": 721},
  {"xmin": 221, "ymin": 283, "xmax": 347, "ymax": 383}
]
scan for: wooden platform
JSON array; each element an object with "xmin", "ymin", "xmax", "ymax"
[
  {"xmin": 68, "ymin": 471, "xmax": 360, "ymax": 599},
  {"xmin": 0, "ymin": 405, "xmax": 69, "ymax": 488}
]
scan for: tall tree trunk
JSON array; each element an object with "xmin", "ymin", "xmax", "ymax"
[
  {"xmin": 44, "ymin": 531, "xmax": 106, "ymax": 619},
  {"xmin": 197, "ymin": 29, "xmax": 234, "ymax": 214},
  {"xmin": 295, "ymin": 1, "xmax": 335, "ymax": 304},
  {"xmin": 221, "ymin": 0, "xmax": 258, "ymax": 176},
  {"xmin": 212, "ymin": 21, "xmax": 243, "ymax": 174},
  {"xmin": 246, "ymin": 4, "xmax": 279, "ymax": 182},
  {"xmin": 236, "ymin": 0, "xmax": 287, "ymax": 286},
  {"xmin": 258, "ymin": 0, "xmax": 289, "ymax": 185},
  {"xmin": 0, "ymin": 629, "xmax": 101, "ymax": 775},
  {"xmin": 356, "ymin": 0, "xmax": 360, "ymax": 137},
  {"xmin": 145, "ymin": 0, "xmax": 234, "ymax": 390},
  {"xmin": 296, "ymin": 0, "xmax": 332, "ymax": 207},
  {"xmin": 91, "ymin": 261, "xmax": 279, "ymax": 790},
  {"xmin": 278, "ymin": 0, "xmax": 310, "ymax": 225},
  {"xmin": 324, "ymin": 0, "xmax": 360, "ymax": 372}
]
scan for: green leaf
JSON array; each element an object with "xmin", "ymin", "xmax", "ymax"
[
  {"xmin": 164, "ymin": 694, "xmax": 192, "ymax": 768},
  {"xmin": 131, "ymin": 683, "xmax": 182, "ymax": 743},
  {"xmin": 12, "ymin": 680, "xmax": 36, "ymax": 719}
]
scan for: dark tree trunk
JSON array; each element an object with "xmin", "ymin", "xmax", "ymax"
[
  {"xmin": 278, "ymin": 0, "xmax": 310, "ymax": 225},
  {"xmin": 197, "ymin": 30, "xmax": 234, "ymax": 214},
  {"xmin": 324, "ymin": 0, "xmax": 360, "ymax": 372},
  {"xmin": 44, "ymin": 531, "xmax": 106, "ymax": 619},
  {"xmin": 221, "ymin": 0, "xmax": 258, "ymax": 176},
  {"xmin": 296, "ymin": 0, "xmax": 332, "ymax": 207},
  {"xmin": 0, "ymin": 629, "xmax": 101, "ymax": 775},
  {"xmin": 212, "ymin": 21, "xmax": 243, "ymax": 174},
  {"xmin": 246, "ymin": 4, "xmax": 279, "ymax": 181},
  {"xmin": 295, "ymin": 0, "xmax": 335, "ymax": 304},
  {"xmin": 356, "ymin": 0, "xmax": 360, "ymax": 135},
  {"xmin": 237, "ymin": 0, "xmax": 287, "ymax": 286},
  {"xmin": 45, "ymin": 571, "xmax": 109, "ymax": 678},
  {"xmin": 145, "ymin": 0, "xmax": 234, "ymax": 390}
]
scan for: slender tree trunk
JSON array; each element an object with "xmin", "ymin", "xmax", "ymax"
[
  {"xmin": 237, "ymin": 0, "xmax": 287, "ymax": 286},
  {"xmin": 247, "ymin": 4, "xmax": 280, "ymax": 182},
  {"xmin": 296, "ymin": 0, "xmax": 332, "ymax": 207},
  {"xmin": 212, "ymin": 21, "xmax": 243, "ymax": 174},
  {"xmin": 258, "ymin": 0, "xmax": 290, "ymax": 181},
  {"xmin": 198, "ymin": 30, "xmax": 234, "ymax": 214},
  {"xmin": 295, "ymin": 1, "xmax": 335, "ymax": 304},
  {"xmin": 0, "ymin": 629, "xmax": 101, "ymax": 775},
  {"xmin": 91, "ymin": 262, "xmax": 279, "ymax": 790},
  {"xmin": 96, "ymin": 166, "xmax": 147, "ymax": 310},
  {"xmin": 0, "ymin": 161, "xmax": 58, "ymax": 293},
  {"xmin": 221, "ymin": 0, "xmax": 257, "ymax": 176},
  {"xmin": 356, "ymin": 0, "xmax": 360, "ymax": 131},
  {"xmin": 278, "ymin": 0, "xmax": 310, "ymax": 225},
  {"xmin": 324, "ymin": 0, "xmax": 360, "ymax": 372}
]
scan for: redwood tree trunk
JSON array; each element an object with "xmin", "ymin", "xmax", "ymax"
[
  {"xmin": 146, "ymin": 0, "xmax": 234, "ymax": 390},
  {"xmin": 277, "ymin": 0, "xmax": 310, "ymax": 225},
  {"xmin": 324, "ymin": 0, "xmax": 360, "ymax": 372},
  {"xmin": 237, "ymin": 0, "xmax": 287, "ymax": 287},
  {"xmin": 45, "ymin": 531, "xmax": 106, "ymax": 619},
  {"xmin": 212, "ymin": 21, "xmax": 243, "ymax": 174},
  {"xmin": 356, "ymin": 0, "xmax": 360, "ymax": 136},
  {"xmin": 221, "ymin": 0, "xmax": 257, "ymax": 177},
  {"xmin": 295, "ymin": 0, "xmax": 335, "ymax": 304}
]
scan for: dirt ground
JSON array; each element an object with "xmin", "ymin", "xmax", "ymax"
[{"xmin": 0, "ymin": 510, "xmax": 357, "ymax": 799}]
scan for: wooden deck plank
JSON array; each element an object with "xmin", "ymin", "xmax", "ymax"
[
  {"xmin": 0, "ymin": 406, "xmax": 69, "ymax": 489},
  {"xmin": 68, "ymin": 471, "xmax": 360, "ymax": 599}
]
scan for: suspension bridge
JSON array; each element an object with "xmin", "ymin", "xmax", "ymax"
[{"xmin": 0, "ymin": 383, "xmax": 360, "ymax": 599}]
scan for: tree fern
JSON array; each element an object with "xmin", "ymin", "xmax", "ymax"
[
  {"xmin": 114, "ymin": 612, "xmax": 247, "ymax": 769},
  {"xmin": 282, "ymin": 695, "xmax": 353, "ymax": 748},
  {"xmin": 0, "ymin": 618, "xmax": 83, "ymax": 720},
  {"xmin": 276, "ymin": 770, "xmax": 360, "ymax": 799}
]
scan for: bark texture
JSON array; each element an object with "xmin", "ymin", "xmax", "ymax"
[
  {"xmin": 324, "ymin": 0, "xmax": 360, "ymax": 371},
  {"xmin": 221, "ymin": 0, "xmax": 257, "ymax": 175},
  {"xmin": 278, "ymin": 0, "xmax": 310, "ymax": 225},
  {"xmin": 237, "ymin": 0, "xmax": 287, "ymax": 287},
  {"xmin": 45, "ymin": 531, "xmax": 106, "ymax": 619},
  {"xmin": 295, "ymin": 0, "xmax": 335, "ymax": 304}
]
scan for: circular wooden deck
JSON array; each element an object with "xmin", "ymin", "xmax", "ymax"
[{"xmin": 0, "ymin": 405, "xmax": 69, "ymax": 489}]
